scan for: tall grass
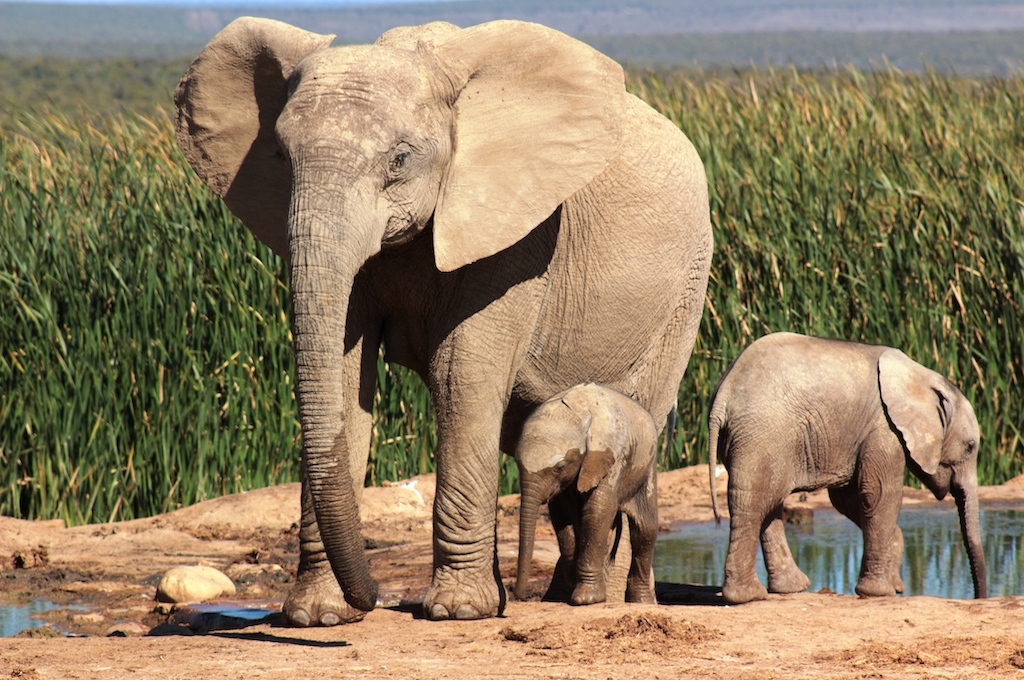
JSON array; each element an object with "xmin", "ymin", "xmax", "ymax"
[
  {"xmin": 637, "ymin": 66, "xmax": 1023, "ymax": 485},
  {"xmin": 1, "ymin": 112, "xmax": 300, "ymax": 524},
  {"xmin": 2, "ymin": 65, "xmax": 1021, "ymax": 524}
]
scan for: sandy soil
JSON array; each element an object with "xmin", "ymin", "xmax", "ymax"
[{"xmin": 3, "ymin": 465, "xmax": 1024, "ymax": 679}]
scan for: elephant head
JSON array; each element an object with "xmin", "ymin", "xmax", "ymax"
[
  {"xmin": 174, "ymin": 18, "xmax": 626, "ymax": 613},
  {"xmin": 878, "ymin": 349, "xmax": 987, "ymax": 598},
  {"xmin": 513, "ymin": 386, "xmax": 627, "ymax": 600}
]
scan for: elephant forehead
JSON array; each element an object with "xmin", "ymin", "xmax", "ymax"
[
  {"xmin": 519, "ymin": 447, "xmax": 580, "ymax": 475},
  {"xmin": 517, "ymin": 428, "xmax": 581, "ymax": 474},
  {"xmin": 280, "ymin": 47, "xmax": 444, "ymax": 149},
  {"xmin": 295, "ymin": 47, "xmax": 435, "ymax": 103}
]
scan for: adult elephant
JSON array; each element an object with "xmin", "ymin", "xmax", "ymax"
[{"xmin": 174, "ymin": 17, "xmax": 712, "ymax": 624}]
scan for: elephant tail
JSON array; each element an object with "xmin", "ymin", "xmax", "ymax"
[
  {"xmin": 707, "ymin": 404, "xmax": 724, "ymax": 527},
  {"xmin": 663, "ymin": 403, "xmax": 677, "ymax": 464}
]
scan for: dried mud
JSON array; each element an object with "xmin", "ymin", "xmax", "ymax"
[{"xmin": 3, "ymin": 466, "xmax": 1024, "ymax": 679}]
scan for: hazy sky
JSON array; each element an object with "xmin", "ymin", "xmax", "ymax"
[{"xmin": 9, "ymin": 0, "xmax": 455, "ymax": 4}]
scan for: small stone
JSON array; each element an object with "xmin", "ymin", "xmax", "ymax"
[
  {"xmin": 105, "ymin": 621, "xmax": 150, "ymax": 637},
  {"xmin": 155, "ymin": 565, "xmax": 236, "ymax": 603}
]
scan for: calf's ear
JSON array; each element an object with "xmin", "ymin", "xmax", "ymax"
[
  {"xmin": 577, "ymin": 449, "xmax": 616, "ymax": 494},
  {"xmin": 878, "ymin": 349, "xmax": 953, "ymax": 475}
]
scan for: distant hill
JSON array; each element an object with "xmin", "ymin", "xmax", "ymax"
[{"xmin": 1, "ymin": 0, "xmax": 1023, "ymax": 73}]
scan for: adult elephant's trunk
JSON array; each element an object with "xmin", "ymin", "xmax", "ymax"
[
  {"xmin": 952, "ymin": 472, "xmax": 987, "ymax": 599},
  {"xmin": 515, "ymin": 477, "xmax": 549, "ymax": 600},
  {"xmin": 288, "ymin": 179, "xmax": 381, "ymax": 612}
]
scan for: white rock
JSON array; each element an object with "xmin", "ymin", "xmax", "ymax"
[{"xmin": 156, "ymin": 565, "xmax": 236, "ymax": 603}]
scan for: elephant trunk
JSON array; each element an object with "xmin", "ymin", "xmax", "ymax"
[
  {"xmin": 952, "ymin": 474, "xmax": 987, "ymax": 599},
  {"xmin": 288, "ymin": 178, "xmax": 380, "ymax": 612},
  {"xmin": 515, "ymin": 477, "xmax": 550, "ymax": 600}
]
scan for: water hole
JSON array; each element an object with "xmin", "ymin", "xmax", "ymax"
[{"xmin": 654, "ymin": 504, "xmax": 1024, "ymax": 599}]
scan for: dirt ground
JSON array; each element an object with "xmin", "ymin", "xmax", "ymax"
[{"xmin": 3, "ymin": 465, "xmax": 1024, "ymax": 679}]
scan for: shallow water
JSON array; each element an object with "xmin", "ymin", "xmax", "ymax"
[
  {"xmin": 0, "ymin": 600, "xmax": 280, "ymax": 638},
  {"xmin": 654, "ymin": 504, "xmax": 1023, "ymax": 599},
  {"xmin": 0, "ymin": 600, "xmax": 61, "ymax": 637}
]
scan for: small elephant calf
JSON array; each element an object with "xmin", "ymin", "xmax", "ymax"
[
  {"xmin": 514, "ymin": 383, "xmax": 659, "ymax": 605},
  {"xmin": 708, "ymin": 332, "xmax": 986, "ymax": 604}
]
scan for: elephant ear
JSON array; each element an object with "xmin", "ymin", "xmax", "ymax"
[
  {"xmin": 577, "ymin": 448, "xmax": 616, "ymax": 494},
  {"xmin": 878, "ymin": 349, "xmax": 954, "ymax": 475},
  {"xmin": 431, "ymin": 21, "xmax": 626, "ymax": 272},
  {"xmin": 174, "ymin": 17, "xmax": 335, "ymax": 259}
]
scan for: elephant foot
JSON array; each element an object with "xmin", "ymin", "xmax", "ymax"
[
  {"xmin": 722, "ymin": 578, "xmax": 768, "ymax": 605},
  {"xmin": 624, "ymin": 583, "xmax": 656, "ymax": 604},
  {"xmin": 423, "ymin": 567, "xmax": 504, "ymax": 621},
  {"xmin": 767, "ymin": 565, "xmax": 811, "ymax": 595},
  {"xmin": 892, "ymin": 572, "xmax": 905, "ymax": 594},
  {"xmin": 284, "ymin": 566, "xmax": 369, "ymax": 627},
  {"xmin": 855, "ymin": 575, "xmax": 897, "ymax": 598},
  {"xmin": 570, "ymin": 581, "xmax": 607, "ymax": 606}
]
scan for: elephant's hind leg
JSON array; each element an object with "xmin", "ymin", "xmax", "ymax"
[
  {"xmin": 761, "ymin": 511, "xmax": 810, "ymax": 595},
  {"xmin": 623, "ymin": 493, "xmax": 657, "ymax": 604},
  {"xmin": 722, "ymin": 485, "xmax": 771, "ymax": 604}
]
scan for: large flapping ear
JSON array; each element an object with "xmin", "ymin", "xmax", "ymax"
[
  {"xmin": 431, "ymin": 20, "xmax": 626, "ymax": 272},
  {"xmin": 878, "ymin": 349, "xmax": 954, "ymax": 475},
  {"xmin": 174, "ymin": 17, "xmax": 335, "ymax": 259}
]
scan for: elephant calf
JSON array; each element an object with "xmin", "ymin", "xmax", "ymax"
[
  {"xmin": 708, "ymin": 332, "xmax": 987, "ymax": 605},
  {"xmin": 514, "ymin": 384, "xmax": 659, "ymax": 606}
]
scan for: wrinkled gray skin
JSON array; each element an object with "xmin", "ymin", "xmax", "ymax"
[
  {"xmin": 514, "ymin": 384, "xmax": 658, "ymax": 606},
  {"xmin": 174, "ymin": 18, "xmax": 712, "ymax": 623},
  {"xmin": 708, "ymin": 332, "xmax": 987, "ymax": 605}
]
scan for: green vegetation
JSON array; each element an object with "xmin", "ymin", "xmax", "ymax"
[
  {"xmin": 644, "ymin": 66, "xmax": 1023, "ymax": 485},
  {"xmin": 1, "ymin": 60, "xmax": 1021, "ymax": 525},
  {"xmin": 0, "ymin": 57, "xmax": 190, "ymax": 117}
]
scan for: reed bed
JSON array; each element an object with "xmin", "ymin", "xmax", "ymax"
[
  {"xmin": 638, "ymin": 66, "xmax": 1023, "ymax": 484},
  {"xmin": 1, "ymin": 66, "xmax": 1021, "ymax": 524}
]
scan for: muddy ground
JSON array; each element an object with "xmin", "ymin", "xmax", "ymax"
[{"xmin": 3, "ymin": 465, "xmax": 1024, "ymax": 679}]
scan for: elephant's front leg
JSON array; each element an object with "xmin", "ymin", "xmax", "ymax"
[
  {"xmin": 829, "ymin": 483, "xmax": 904, "ymax": 595},
  {"xmin": 571, "ymin": 489, "xmax": 619, "ymax": 605},
  {"xmin": 852, "ymin": 466, "xmax": 903, "ymax": 598},
  {"xmin": 543, "ymin": 490, "xmax": 579, "ymax": 602},
  {"xmin": 422, "ymin": 388, "xmax": 506, "ymax": 620},
  {"xmin": 284, "ymin": 328, "xmax": 379, "ymax": 626},
  {"xmin": 422, "ymin": 327, "xmax": 529, "ymax": 620}
]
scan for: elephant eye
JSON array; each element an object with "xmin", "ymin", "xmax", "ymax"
[
  {"xmin": 385, "ymin": 143, "xmax": 416, "ymax": 184},
  {"xmin": 389, "ymin": 152, "xmax": 409, "ymax": 174}
]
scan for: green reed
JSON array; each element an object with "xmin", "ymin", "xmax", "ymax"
[
  {"xmin": 636, "ymin": 66, "xmax": 1023, "ymax": 485},
  {"xmin": 2, "ymin": 65, "xmax": 1021, "ymax": 524}
]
